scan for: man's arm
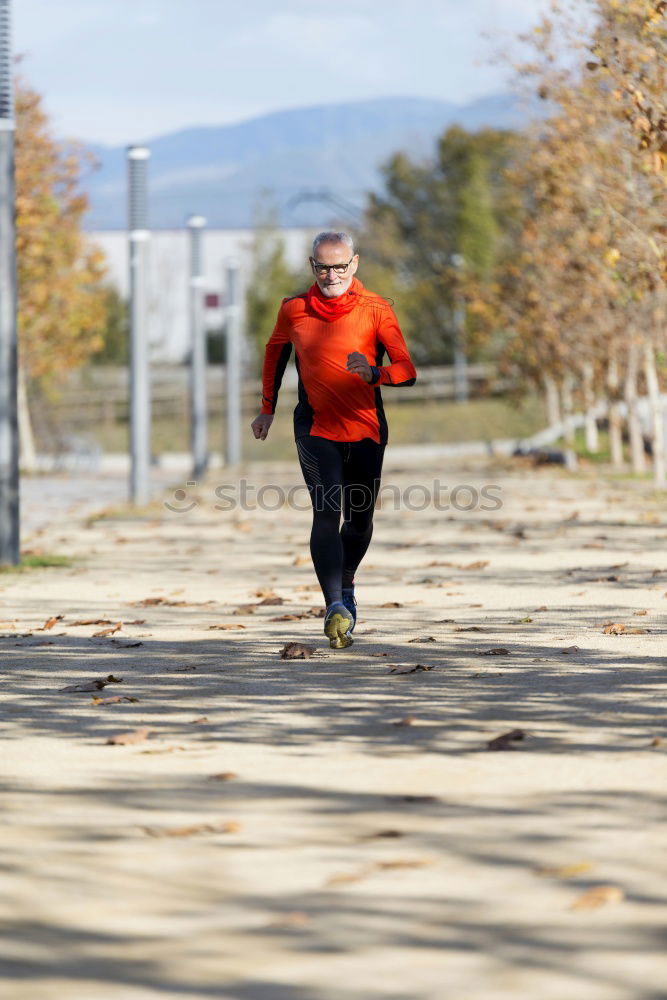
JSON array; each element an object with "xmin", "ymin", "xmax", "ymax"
[
  {"xmin": 371, "ymin": 306, "xmax": 417, "ymax": 387},
  {"xmin": 251, "ymin": 302, "xmax": 292, "ymax": 441},
  {"xmin": 259, "ymin": 304, "xmax": 293, "ymax": 414}
]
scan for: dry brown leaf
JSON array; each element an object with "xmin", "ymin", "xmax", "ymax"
[
  {"xmin": 91, "ymin": 695, "xmax": 139, "ymax": 706},
  {"xmin": 461, "ymin": 560, "xmax": 489, "ymax": 570},
  {"xmin": 110, "ymin": 639, "xmax": 143, "ymax": 648},
  {"xmin": 93, "ymin": 622, "xmax": 122, "ymax": 637},
  {"xmin": 407, "ymin": 636, "xmax": 437, "ymax": 643},
  {"xmin": 393, "ymin": 716, "xmax": 416, "ymax": 727},
  {"xmin": 374, "ymin": 858, "xmax": 433, "ymax": 871},
  {"xmin": 233, "ymin": 604, "xmax": 257, "ymax": 616},
  {"xmin": 270, "ymin": 614, "xmax": 302, "ymax": 622},
  {"xmin": 371, "ymin": 651, "xmax": 389, "ymax": 657},
  {"xmin": 632, "ymin": 610, "xmax": 648, "ymax": 616},
  {"xmin": 603, "ymin": 622, "xmax": 625, "ymax": 634},
  {"xmin": 388, "ymin": 664, "xmax": 434, "ymax": 674},
  {"xmin": 39, "ymin": 615, "xmax": 64, "ymax": 631},
  {"xmin": 535, "ymin": 862, "xmax": 593, "ymax": 878},
  {"xmin": 71, "ymin": 618, "xmax": 113, "ymax": 626},
  {"xmin": 191, "ymin": 716, "xmax": 209, "ymax": 724},
  {"xmin": 60, "ymin": 674, "xmax": 123, "ymax": 693},
  {"xmin": 487, "ymin": 728, "xmax": 526, "ymax": 751},
  {"xmin": 126, "ymin": 619, "xmax": 146, "ymax": 625},
  {"xmin": 482, "ymin": 647, "xmax": 510, "ymax": 656},
  {"xmin": 257, "ymin": 596, "xmax": 284, "ymax": 606},
  {"xmin": 106, "ymin": 726, "xmax": 152, "ymax": 746},
  {"xmin": 292, "ymin": 555, "xmax": 311, "ymax": 566},
  {"xmin": 208, "ymin": 772, "xmax": 238, "ymax": 781},
  {"xmin": 141, "ymin": 820, "xmax": 239, "ymax": 837},
  {"xmin": 561, "ymin": 645, "xmax": 580, "ymax": 654},
  {"xmin": 280, "ymin": 642, "xmax": 316, "ymax": 659},
  {"xmin": 570, "ymin": 885, "xmax": 624, "ymax": 911},
  {"xmin": 208, "ymin": 623, "xmax": 246, "ymax": 630},
  {"xmin": 381, "ymin": 601, "xmax": 403, "ymax": 608}
]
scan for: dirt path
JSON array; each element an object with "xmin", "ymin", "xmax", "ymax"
[{"xmin": 1, "ymin": 456, "xmax": 666, "ymax": 1000}]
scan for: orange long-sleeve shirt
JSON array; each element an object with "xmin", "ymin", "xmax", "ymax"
[{"xmin": 260, "ymin": 278, "xmax": 416, "ymax": 444}]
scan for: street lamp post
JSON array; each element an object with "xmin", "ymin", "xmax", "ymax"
[
  {"xmin": 0, "ymin": 0, "xmax": 19, "ymax": 565},
  {"xmin": 188, "ymin": 215, "xmax": 208, "ymax": 478},
  {"xmin": 225, "ymin": 262, "xmax": 242, "ymax": 466},
  {"xmin": 127, "ymin": 146, "xmax": 151, "ymax": 505}
]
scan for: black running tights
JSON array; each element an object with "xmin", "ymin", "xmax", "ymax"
[{"xmin": 295, "ymin": 435, "xmax": 385, "ymax": 606}]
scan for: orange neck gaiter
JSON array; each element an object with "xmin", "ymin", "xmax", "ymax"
[{"xmin": 306, "ymin": 276, "xmax": 363, "ymax": 322}]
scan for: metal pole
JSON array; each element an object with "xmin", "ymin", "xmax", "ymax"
[
  {"xmin": 451, "ymin": 253, "xmax": 468, "ymax": 404},
  {"xmin": 225, "ymin": 261, "xmax": 242, "ymax": 466},
  {"xmin": 188, "ymin": 215, "xmax": 207, "ymax": 478},
  {"xmin": 127, "ymin": 146, "xmax": 150, "ymax": 505},
  {"xmin": 0, "ymin": 0, "xmax": 19, "ymax": 565}
]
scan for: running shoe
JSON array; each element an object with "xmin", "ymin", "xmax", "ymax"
[
  {"xmin": 341, "ymin": 587, "xmax": 357, "ymax": 632},
  {"xmin": 324, "ymin": 602, "xmax": 354, "ymax": 649}
]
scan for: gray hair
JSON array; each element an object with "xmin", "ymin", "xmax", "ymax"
[{"xmin": 312, "ymin": 231, "xmax": 355, "ymax": 256}]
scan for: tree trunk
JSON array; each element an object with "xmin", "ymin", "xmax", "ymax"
[
  {"xmin": 625, "ymin": 341, "xmax": 646, "ymax": 475},
  {"xmin": 643, "ymin": 342, "xmax": 666, "ymax": 487},
  {"xmin": 582, "ymin": 362, "xmax": 599, "ymax": 453},
  {"xmin": 17, "ymin": 367, "xmax": 37, "ymax": 473},
  {"xmin": 562, "ymin": 372, "xmax": 575, "ymax": 445},
  {"xmin": 544, "ymin": 374, "xmax": 561, "ymax": 427},
  {"xmin": 607, "ymin": 359, "xmax": 624, "ymax": 469}
]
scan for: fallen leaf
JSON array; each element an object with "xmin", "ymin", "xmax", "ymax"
[
  {"xmin": 233, "ymin": 604, "xmax": 257, "ymax": 615},
  {"xmin": 371, "ymin": 651, "xmax": 389, "ymax": 657},
  {"xmin": 461, "ymin": 560, "xmax": 489, "ymax": 570},
  {"xmin": 70, "ymin": 618, "xmax": 114, "ymax": 626},
  {"xmin": 110, "ymin": 639, "xmax": 143, "ymax": 647},
  {"xmin": 454, "ymin": 625, "xmax": 487, "ymax": 632},
  {"xmin": 257, "ymin": 596, "xmax": 284, "ymax": 606},
  {"xmin": 633, "ymin": 610, "xmax": 648, "ymax": 616},
  {"xmin": 292, "ymin": 555, "xmax": 310, "ymax": 566},
  {"xmin": 407, "ymin": 636, "xmax": 437, "ymax": 643},
  {"xmin": 487, "ymin": 728, "xmax": 526, "ymax": 751},
  {"xmin": 366, "ymin": 829, "xmax": 404, "ymax": 839},
  {"xmin": 482, "ymin": 647, "xmax": 510, "ymax": 656},
  {"xmin": 93, "ymin": 622, "xmax": 122, "ymax": 637},
  {"xmin": 265, "ymin": 911, "xmax": 311, "ymax": 927},
  {"xmin": 91, "ymin": 695, "xmax": 139, "ymax": 706},
  {"xmin": 393, "ymin": 716, "xmax": 416, "ymax": 727},
  {"xmin": 60, "ymin": 675, "xmax": 123, "ymax": 693},
  {"xmin": 280, "ymin": 642, "xmax": 316, "ymax": 659},
  {"xmin": 571, "ymin": 885, "xmax": 624, "ymax": 911},
  {"xmin": 535, "ymin": 862, "xmax": 593, "ymax": 878},
  {"xmin": 561, "ymin": 645, "xmax": 580, "ymax": 654},
  {"xmin": 39, "ymin": 615, "xmax": 64, "ymax": 631},
  {"xmin": 208, "ymin": 623, "xmax": 246, "ymax": 630},
  {"xmin": 106, "ymin": 727, "xmax": 152, "ymax": 746},
  {"xmin": 141, "ymin": 821, "xmax": 239, "ymax": 837},
  {"xmin": 388, "ymin": 664, "xmax": 434, "ymax": 674},
  {"xmin": 208, "ymin": 772, "xmax": 238, "ymax": 781},
  {"xmin": 374, "ymin": 858, "xmax": 433, "ymax": 870},
  {"xmin": 603, "ymin": 622, "xmax": 625, "ymax": 634},
  {"xmin": 381, "ymin": 601, "xmax": 403, "ymax": 608},
  {"xmin": 191, "ymin": 716, "xmax": 209, "ymax": 724}
]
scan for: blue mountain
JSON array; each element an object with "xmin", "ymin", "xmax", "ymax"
[{"xmin": 83, "ymin": 94, "xmax": 527, "ymax": 229}]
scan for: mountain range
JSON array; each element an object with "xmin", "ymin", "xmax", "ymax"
[{"xmin": 83, "ymin": 94, "xmax": 528, "ymax": 230}]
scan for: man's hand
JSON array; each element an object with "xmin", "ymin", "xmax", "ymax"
[
  {"xmin": 346, "ymin": 351, "xmax": 373, "ymax": 383},
  {"xmin": 251, "ymin": 413, "xmax": 274, "ymax": 441}
]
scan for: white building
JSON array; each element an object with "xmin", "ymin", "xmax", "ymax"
[{"xmin": 91, "ymin": 227, "xmax": 314, "ymax": 362}]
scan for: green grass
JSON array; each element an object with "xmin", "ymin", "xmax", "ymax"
[
  {"xmin": 80, "ymin": 395, "xmax": 548, "ymax": 463},
  {"xmin": 0, "ymin": 553, "xmax": 74, "ymax": 573}
]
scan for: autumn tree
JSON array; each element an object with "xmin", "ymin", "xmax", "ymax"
[
  {"xmin": 358, "ymin": 126, "xmax": 518, "ymax": 365},
  {"xmin": 493, "ymin": 1, "xmax": 667, "ymax": 482},
  {"xmin": 15, "ymin": 75, "xmax": 108, "ymax": 384}
]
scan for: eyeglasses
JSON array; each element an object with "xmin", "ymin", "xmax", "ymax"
[{"xmin": 310, "ymin": 257, "xmax": 354, "ymax": 276}]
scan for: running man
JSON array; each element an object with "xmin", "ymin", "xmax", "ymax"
[{"xmin": 251, "ymin": 231, "xmax": 416, "ymax": 648}]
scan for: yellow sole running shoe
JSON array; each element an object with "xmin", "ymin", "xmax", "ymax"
[{"xmin": 324, "ymin": 603, "xmax": 354, "ymax": 649}]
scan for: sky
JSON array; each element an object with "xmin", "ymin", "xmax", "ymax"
[{"xmin": 13, "ymin": 0, "xmax": 552, "ymax": 146}]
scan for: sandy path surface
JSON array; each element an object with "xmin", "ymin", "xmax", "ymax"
[{"xmin": 1, "ymin": 455, "xmax": 666, "ymax": 1000}]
